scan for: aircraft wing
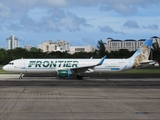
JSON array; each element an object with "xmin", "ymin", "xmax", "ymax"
[{"xmin": 70, "ymin": 55, "xmax": 106, "ymax": 74}]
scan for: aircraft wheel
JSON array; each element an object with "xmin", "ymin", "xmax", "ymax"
[{"xmin": 76, "ymin": 75, "xmax": 83, "ymax": 80}]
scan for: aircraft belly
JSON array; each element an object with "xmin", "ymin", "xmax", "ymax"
[{"xmin": 24, "ymin": 68, "xmax": 56, "ymax": 73}]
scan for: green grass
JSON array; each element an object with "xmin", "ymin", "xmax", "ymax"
[
  {"xmin": 117, "ymin": 69, "xmax": 160, "ymax": 74},
  {"xmin": 0, "ymin": 65, "xmax": 4, "ymax": 68},
  {"xmin": 108, "ymin": 66, "xmax": 160, "ymax": 74}
]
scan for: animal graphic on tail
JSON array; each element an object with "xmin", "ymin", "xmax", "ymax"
[{"xmin": 133, "ymin": 45, "xmax": 150, "ymax": 68}]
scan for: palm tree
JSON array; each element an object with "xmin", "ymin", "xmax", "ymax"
[{"xmin": 97, "ymin": 39, "xmax": 106, "ymax": 56}]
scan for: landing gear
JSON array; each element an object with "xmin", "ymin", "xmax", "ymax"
[
  {"xmin": 76, "ymin": 74, "xmax": 83, "ymax": 80},
  {"xmin": 19, "ymin": 73, "xmax": 23, "ymax": 79}
]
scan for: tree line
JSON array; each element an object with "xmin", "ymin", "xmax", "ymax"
[{"xmin": 0, "ymin": 40, "xmax": 160, "ymax": 65}]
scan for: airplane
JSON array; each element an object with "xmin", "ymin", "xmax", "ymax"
[{"xmin": 3, "ymin": 39, "xmax": 155, "ymax": 79}]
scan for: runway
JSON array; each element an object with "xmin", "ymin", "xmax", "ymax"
[
  {"xmin": 0, "ymin": 74, "xmax": 160, "ymax": 86},
  {"xmin": 0, "ymin": 74, "xmax": 160, "ymax": 120}
]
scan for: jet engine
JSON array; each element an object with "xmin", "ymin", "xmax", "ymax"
[{"xmin": 57, "ymin": 70, "xmax": 71, "ymax": 78}]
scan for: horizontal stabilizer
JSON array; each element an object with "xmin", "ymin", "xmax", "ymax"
[{"xmin": 139, "ymin": 60, "xmax": 155, "ymax": 67}]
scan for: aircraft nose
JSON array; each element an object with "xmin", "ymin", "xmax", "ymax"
[{"xmin": 3, "ymin": 65, "xmax": 8, "ymax": 71}]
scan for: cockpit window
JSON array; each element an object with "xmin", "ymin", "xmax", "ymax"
[{"xmin": 9, "ymin": 63, "xmax": 14, "ymax": 65}]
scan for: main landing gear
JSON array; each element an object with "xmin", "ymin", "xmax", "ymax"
[
  {"xmin": 19, "ymin": 73, "xmax": 23, "ymax": 79},
  {"xmin": 76, "ymin": 74, "xmax": 83, "ymax": 80}
]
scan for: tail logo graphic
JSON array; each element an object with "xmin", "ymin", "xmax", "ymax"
[
  {"xmin": 133, "ymin": 45, "xmax": 150, "ymax": 68},
  {"xmin": 130, "ymin": 39, "xmax": 152, "ymax": 68}
]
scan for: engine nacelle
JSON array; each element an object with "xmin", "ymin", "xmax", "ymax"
[{"xmin": 57, "ymin": 70, "xmax": 71, "ymax": 78}]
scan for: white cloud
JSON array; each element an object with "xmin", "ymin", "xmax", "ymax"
[
  {"xmin": 0, "ymin": 0, "xmax": 160, "ymax": 48},
  {"xmin": 0, "ymin": 3, "xmax": 11, "ymax": 18},
  {"xmin": 6, "ymin": 9, "xmax": 92, "ymax": 32},
  {"xmin": 100, "ymin": 3, "xmax": 137, "ymax": 15},
  {"xmin": 75, "ymin": 0, "xmax": 160, "ymax": 15},
  {"xmin": 99, "ymin": 25, "xmax": 124, "ymax": 34},
  {"xmin": 60, "ymin": 12, "xmax": 92, "ymax": 32},
  {"xmin": 123, "ymin": 20, "xmax": 140, "ymax": 29},
  {"xmin": 143, "ymin": 24, "xmax": 159, "ymax": 30},
  {"xmin": 41, "ymin": 0, "xmax": 67, "ymax": 7},
  {"xmin": 123, "ymin": 20, "xmax": 159, "ymax": 30},
  {"xmin": 0, "ymin": 0, "xmax": 160, "ymax": 21}
]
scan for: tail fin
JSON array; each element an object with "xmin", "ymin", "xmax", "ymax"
[{"xmin": 130, "ymin": 39, "xmax": 153, "ymax": 68}]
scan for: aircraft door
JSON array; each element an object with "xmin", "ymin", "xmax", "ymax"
[{"xmin": 19, "ymin": 59, "xmax": 27, "ymax": 73}]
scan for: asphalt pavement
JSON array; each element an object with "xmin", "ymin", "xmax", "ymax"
[{"xmin": 0, "ymin": 74, "xmax": 160, "ymax": 120}]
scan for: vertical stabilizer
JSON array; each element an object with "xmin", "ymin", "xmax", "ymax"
[{"xmin": 130, "ymin": 39, "xmax": 152, "ymax": 68}]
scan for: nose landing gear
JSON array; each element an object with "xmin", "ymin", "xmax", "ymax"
[{"xmin": 19, "ymin": 73, "xmax": 23, "ymax": 79}]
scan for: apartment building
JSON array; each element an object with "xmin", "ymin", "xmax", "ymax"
[
  {"xmin": 69, "ymin": 45, "xmax": 95, "ymax": 54},
  {"xmin": 38, "ymin": 40, "xmax": 70, "ymax": 52},
  {"xmin": 25, "ymin": 45, "xmax": 33, "ymax": 51},
  {"xmin": 105, "ymin": 36, "xmax": 160, "ymax": 52}
]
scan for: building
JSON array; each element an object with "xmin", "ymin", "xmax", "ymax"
[
  {"xmin": 25, "ymin": 45, "xmax": 33, "ymax": 51},
  {"xmin": 105, "ymin": 36, "xmax": 160, "ymax": 52},
  {"xmin": 38, "ymin": 40, "xmax": 70, "ymax": 52},
  {"xmin": 152, "ymin": 36, "xmax": 160, "ymax": 46},
  {"xmin": 106, "ymin": 38, "xmax": 144, "ymax": 52},
  {"xmin": 69, "ymin": 45, "xmax": 95, "ymax": 54},
  {"xmin": 6, "ymin": 34, "xmax": 18, "ymax": 50}
]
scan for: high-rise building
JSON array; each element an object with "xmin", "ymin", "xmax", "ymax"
[{"xmin": 6, "ymin": 34, "xmax": 18, "ymax": 50}]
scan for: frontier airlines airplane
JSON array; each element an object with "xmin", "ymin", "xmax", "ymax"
[{"xmin": 3, "ymin": 39, "xmax": 154, "ymax": 79}]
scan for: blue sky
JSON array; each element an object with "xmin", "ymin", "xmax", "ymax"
[{"xmin": 0, "ymin": 0, "xmax": 160, "ymax": 48}]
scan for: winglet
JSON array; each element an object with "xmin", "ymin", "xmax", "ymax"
[{"xmin": 97, "ymin": 55, "xmax": 106, "ymax": 66}]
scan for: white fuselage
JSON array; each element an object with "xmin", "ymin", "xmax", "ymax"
[{"xmin": 3, "ymin": 58, "xmax": 134, "ymax": 74}]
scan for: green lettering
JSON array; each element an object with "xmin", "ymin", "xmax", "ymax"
[
  {"xmin": 58, "ymin": 61, "xmax": 63, "ymax": 67},
  {"xmin": 72, "ymin": 61, "xmax": 78, "ymax": 67},
  {"xmin": 28, "ymin": 61, "xmax": 36, "ymax": 67},
  {"xmin": 63, "ymin": 61, "xmax": 66, "ymax": 67},
  {"xmin": 66, "ymin": 61, "xmax": 72, "ymax": 67},
  {"xmin": 50, "ymin": 61, "xmax": 57, "ymax": 67},
  {"xmin": 35, "ymin": 61, "xmax": 42, "ymax": 67},
  {"xmin": 28, "ymin": 60, "xmax": 78, "ymax": 68},
  {"xmin": 43, "ymin": 61, "xmax": 49, "ymax": 67}
]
